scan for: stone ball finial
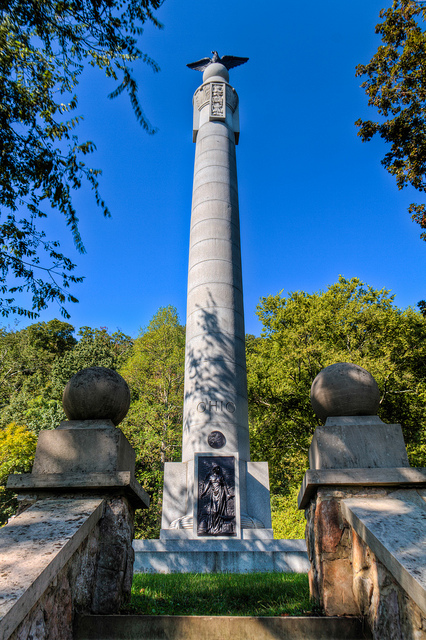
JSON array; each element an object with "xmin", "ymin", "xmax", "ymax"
[
  {"xmin": 310, "ymin": 362, "xmax": 380, "ymax": 422},
  {"xmin": 62, "ymin": 367, "xmax": 130, "ymax": 426},
  {"xmin": 203, "ymin": 63, "xmax": 229, "ymax": 83}
]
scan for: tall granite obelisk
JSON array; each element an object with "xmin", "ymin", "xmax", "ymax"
[{"xmin": 160, "ymin": 53, "xmax": 272, "ymax": 540}]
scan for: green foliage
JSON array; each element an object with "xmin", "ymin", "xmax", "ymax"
[
  {"xmin": 271, "ymin": 488, "xmax": 306, "ymax": 540},
  {"xmin": 356, "ymin": 0, "xmax": 426, "ymax": 239},
  {"xmin": 0, "ymin": 319, "xmax": 76, "ymax": 429},
  {"xmin": 0, "ymin": 422, "xmax": 37, "ymax": 525},
  {"xmin": 0, "ymin": 0, "xmax": 162, "ymax": 318},
  {"xmin": 247, "ymin": 276, "xmax": 426, "ymax": 501},
  {"xmin": 51, "ymin": 326, "xmax": 133, "ymax": 395},
  {"xmin": 0, "ymin": 319, "xmax": 132, "ymax": 433},
  {"xmin": 126, "ymin": 573, "xmax": 316, "ymax": 616},
  {"xmin": 120, "ymin": 306, "xmax": 185, "ymax": 538}
]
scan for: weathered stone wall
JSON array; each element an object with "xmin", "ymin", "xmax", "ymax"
[
  {"xmin": 305, "ymin": 487, "xmax": 426, "ymax": 639},
  {"xmin": 7, "ymin": 496, "xmax": 134, "ymax": 640},
  {"xmin": 352, "ymin": 529, "xmax": 426, "ymax": 639}
]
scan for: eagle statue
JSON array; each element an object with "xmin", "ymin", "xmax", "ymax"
[{"xmin": 187, "ymin": 51, "xmax": 249, "ymax": 72}]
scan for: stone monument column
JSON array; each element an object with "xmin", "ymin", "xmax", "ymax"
[
  {"xmin": 160, "ymin": 53, "xmax": 273, "ymax": 540},
  {"xmin": 183, "ymin": 61, "xmax": 249, "ymax": 464}
]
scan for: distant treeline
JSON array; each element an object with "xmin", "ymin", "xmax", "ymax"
[{"xmin": 1, "ymin": 277, "xmax": 426, "ymax": 538}]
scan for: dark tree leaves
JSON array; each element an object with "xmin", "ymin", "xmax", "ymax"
[
  {"xmin": 356, "ymin": 0, "xmax": 426, "ymax": 239},
  {"xmin": 0, "ymin": 0, "xmax": 162, "ymax": 317}
]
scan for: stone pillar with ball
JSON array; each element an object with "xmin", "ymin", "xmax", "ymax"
[
  {"xmin": 298, "ymin": 362, "xmax": 426, "ymax": 627},
  {"xmin": 7, "ymin": 366, "xmax": 149, "ymax": 613}
]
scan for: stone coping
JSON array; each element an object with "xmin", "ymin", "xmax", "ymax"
[
  {"xmin": 298, "ymin": 467, "xmax": 426, "ymax": 509},
  {"xmin": 7, "ymin": 471, "xmax": 150, "ymax": 510},
  {"xmin": 342, "ymin": 489, "xmax": 426, "ymax": 616},
  {"xmin": 133, "ymin": 538, "xmax": 307, "ymax": 552},
  {"xmin": 0, "ymin": 497, "xmax": 104, "ymax": 640},
  {"xmin": 75, "ymin": 614, "xmax": 372, "ymax": 639}
]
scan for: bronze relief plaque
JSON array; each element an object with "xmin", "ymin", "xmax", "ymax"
[{"xmin": 197, "ymin": 455, "xmax": 236, "ymax": 536}]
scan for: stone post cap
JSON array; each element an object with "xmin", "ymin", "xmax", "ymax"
[
  {"xmin": 310, "ymin": 362, "xmax": 380, "ymax": 423},
  {"xmin": 62, "ymin": 367, "xmax": 130, "ymax": 427}
]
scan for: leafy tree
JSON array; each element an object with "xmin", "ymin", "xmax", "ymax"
[
  {"xmin": 51, "ymin": 325, "xmax": 133, "ymax": 395},
  {"xmin": 1, "ymin": 0, "xmax": 162, "ymax": 318},
  {"xmin": 0, "ymin": 319, "xmax": 76, "ymax": 420},
  {"xmin": 0, "ymin": 422, "xmax": 37, "ymax": 525},
  {"xmin": 0, "ymin": 320, "xmax": 132, "ymax": 433},
  {"xmin": 247, "ymin": 277, "xmax": 426, "ymax": 535},
  {"xmin": 120, "ymin": 306, "xmax": 185, "ymax": 538},
  {"xmin": 356, "ymin": 0, "xmax": 426, "ymax": 239}
]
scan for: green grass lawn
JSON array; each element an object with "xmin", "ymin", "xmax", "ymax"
[{"xmin": 124, "ymin": 572, "xmax": 321, "ymax": 617}]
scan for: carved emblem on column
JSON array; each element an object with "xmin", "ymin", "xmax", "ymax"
[
  {"xmin": 226, "ymin": 85, "xmax": 238, "ymax": 112},
  {"xmin": 209, "ymin": 83, "xmax": 226, "ymax": 120},
  {"xmin": 194, "ymin": 84, "xmax": 211, "ymax": 111}
]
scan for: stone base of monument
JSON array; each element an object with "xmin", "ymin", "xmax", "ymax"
[
  {"xmin": 133, "ymin": 538, "xmax": 310, "ymax": 574},
  {"xmin": 148, "ymin": 453, "xmax": 290, "ymax": 572}
]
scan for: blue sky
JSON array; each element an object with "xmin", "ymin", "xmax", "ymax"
[{"xmin": 10, "ymin": 0, "xmax": 426, "ymax": 337}]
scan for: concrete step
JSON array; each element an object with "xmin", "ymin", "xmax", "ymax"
[{"xmin": 75, "ymin": 614, "xmax": 372, "ymax": 639}]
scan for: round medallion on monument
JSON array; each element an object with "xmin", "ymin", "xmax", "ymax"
[
  {"xmin": 310, "ymin": 362, "xmax": 380, "ymax": 422},
  {"xmin": 62, "ymin": 366, "xmax": 130, "ymax": 426},
  {"xmin": 208, "ymin": 431, "xmax": 226, "ymax": 449}
]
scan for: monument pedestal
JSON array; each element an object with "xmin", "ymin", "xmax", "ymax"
[
  {"xmin": 160, "ymin": 459, "xmax": 273, "ymax": 540},
  {"xmin": 133, "ymin": 538, "xmax": 309, "ymax": 574}
]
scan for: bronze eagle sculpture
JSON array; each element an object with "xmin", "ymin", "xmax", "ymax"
[{"xmin": 187, "ymin": 51, "xmax": 249, "ymax": 72}]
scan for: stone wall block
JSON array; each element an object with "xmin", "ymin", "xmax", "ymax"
[
  {"xmin": 11, "ymin": 563, "xmax": 74, "ymax": 640},
  {"xmin": 97, "ymin": 543, "xmax": 127, "ymax": 573},
  {"xmin": 91, "ymin": 567, "xmax": 125, "ymax": 614},
  {"xmin": 305, "ymin": 498, "xmax": 322, "ymax": 604},
  {"xmin": 352, "ymin": 530, "xmax": 370, "ymax": 574},
  {"xmin": 322, "ymin": 557, "xmax": 360, "ymax": 616},
  {"xmin": 71, "ymin": 529, "xmax": 99, "ymax": 611},
  {"xmin": 306, "ymin": 490, "xmax": 360, "ymax": 616},
  {"xmin": 91, "ymin": 497, "xmax": 135, "ymax": 614},
  {"xmin": 316, "ymin": 498, "xmax": 345, "ymax": 554},
  {"xmin": 308, "ymin": 568, "xmax": 320, "ymax": 602},
  {"xmin": 123, "ymin": 544, "xmax": 135, "ymax": 597},
  {"xmin": 42, "ymin": 571, "xmax": 73, "ymax": 640},
  {"xmin": 374, "ymin": 589, "xmax": 403, "ymax": 640},
  {"xmin": 352, "ymin": 531, "xmax": 375, "ymax": 614},
  {"xmin": 401, "ymin": 595, "xmax": 426, "ymax": 639}
]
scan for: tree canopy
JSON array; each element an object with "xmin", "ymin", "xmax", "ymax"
[
  {"xmin": 247, "ymin": 277, "xmax": 426, "ymax": 495},
  {"xmin": 1, "ymin": 288, "xmax": 426, "ymax": 537},
  {"xmin": 356, "ymin": 0, "xmax": 426, "ymax": 239},
  {"xmin": 0, "ymin": 0, "xmax": 162, "ymax": 318},
  {"xmin": 120, "ymin": 306, "xmax": 185, "ymax": 538}
]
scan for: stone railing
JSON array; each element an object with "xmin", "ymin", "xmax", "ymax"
[
  {"xmin": 300, "ymin": 363, "xmax": 426, "ymax": 640},
  {"xmin": 302, "ymin": 483, "xmax": 426, "ymax": 639},
  {"xmin": 0, "ymin": 367, "xmax": 149, "ymax": 640},
  {"xmin": 0, "ymin": 495, "xmax": 136, "ymax": 640}
]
